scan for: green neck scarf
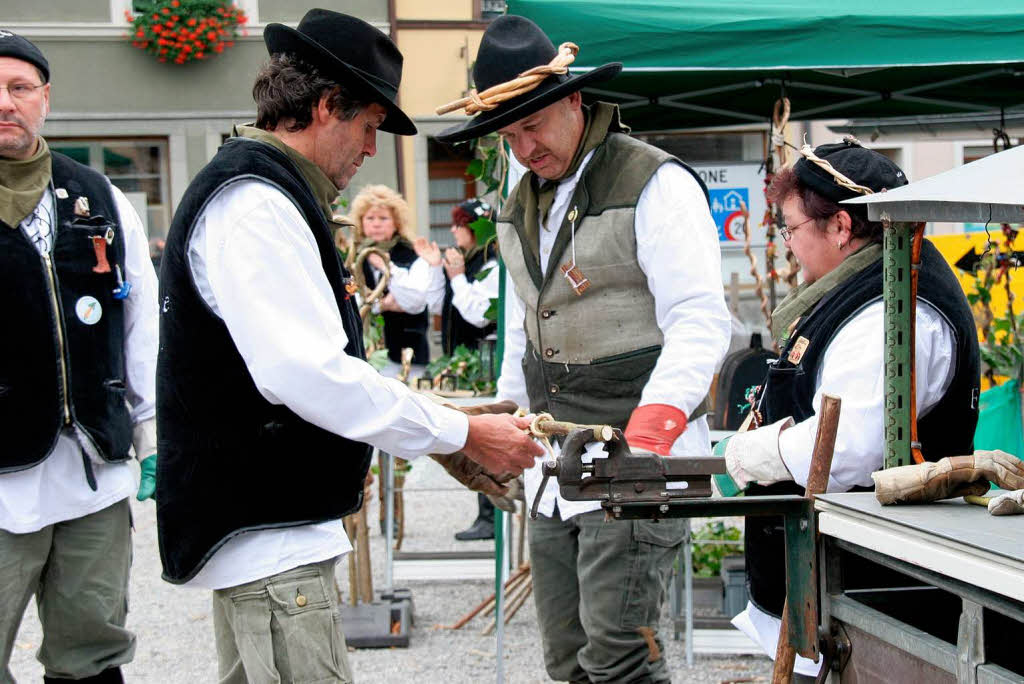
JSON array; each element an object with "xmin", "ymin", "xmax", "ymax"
[
  {"xmin": 234, "ymin": 125, "xmax": 345, "ymax": 229},
  {"xmin": 770, "ymin": 242, "xmax": 883, "ymax": 345},
  {"xmin": 357, "ymin": 233, "xmax": 405, "ymax": 254},
  {"xmin": 0, "ymin": 137, "xmax": 51, "ymax": 229},
  {"xmin": 516, "ymin": 102, "xmax": 627, "ymax": 263}
]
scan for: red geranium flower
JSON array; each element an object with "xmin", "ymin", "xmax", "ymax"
[{"xmin": 126, "ymin": 0, "xmax": 247, "ymax": 66}]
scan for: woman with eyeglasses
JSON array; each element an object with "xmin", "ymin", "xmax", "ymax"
[{"xmin": 720, "ymin": 140, "xmax": 980, "ymax": 681}]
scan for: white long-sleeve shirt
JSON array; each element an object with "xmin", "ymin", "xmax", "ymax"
[
  {"xmin": 497, "ymin": 151, "xmax": 732, "ymax": 520},
  {"xmin": 0, "ymin": 184, "xmax": 158, "ymax": 534},
  {"xmin": 372, "ymin": 253, "xmax": 437, "ymax": 314},
  {"xmin": 734, "ymin": 298, "xmax": 955, "ymax": 676},
  {"xmin": 183, "ymin": 179, "xmax": 468, "ymax": 589},
  {"xmin": 426, "ymin": 257, "xmax": 501, "ymax": 329}
]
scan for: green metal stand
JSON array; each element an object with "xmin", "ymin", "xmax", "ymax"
[{"xmin": 883, "ymin": 219, "xmax": 915, "ymax": 468}]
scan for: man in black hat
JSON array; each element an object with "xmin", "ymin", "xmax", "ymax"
[
  {"xmin": 436, "ymin": 15, "xmax": 731, "ymax": 683},
  {"xmin": 155, "ymin": 9, "xmax": 542, "ymax": 681},
  {"xmin": 719, "ymin": 140, "xmax": 979, "ymax": 680},
  {"xmin": 0, "ymin": 31, "xmax": 160, "ymax": 684}
]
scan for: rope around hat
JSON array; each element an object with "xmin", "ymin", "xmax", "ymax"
[
  {"xmin": 799, "ymin": 143, "xmax": 874, "ymax": 196},
  {"xmin": 436, "ymin": 42, "xmax": 579, "ymax": 116}
]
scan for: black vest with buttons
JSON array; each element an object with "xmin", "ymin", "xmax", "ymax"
[
  {"xmin": 441, "ymin": 244, "xmax": 497, "ymax": 355},
  {"xmin": 745, "ymin": 239, "xmax": 980, "ymax": 618},
  {"xmin": 156, "ymin": 137, "xmax": 373, "ymax": 583},
  {"xmin": 0, "ymin": 152, "xmax": 131, "ymax": 474},
  {"xmin": 364, "ymin": 240, "xmax": 430, "ymax": 364}
]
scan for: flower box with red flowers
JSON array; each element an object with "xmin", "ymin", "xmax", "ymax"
[{"xmin": 126, "ymin": 0, "xmax": 248, "ymax": 65}]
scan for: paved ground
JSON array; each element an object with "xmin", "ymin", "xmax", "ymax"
[{"xmin": 10, "ymin": 458, "xmax": 772, "ymax": 683}]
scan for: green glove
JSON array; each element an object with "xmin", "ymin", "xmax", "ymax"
[
  {"xmin": 137, "ymin": 454, "xmax": 157, "ymax": 501},
  {"xmin": 712, "ymin": 436, "xmax": 744, "ymax": 497}
]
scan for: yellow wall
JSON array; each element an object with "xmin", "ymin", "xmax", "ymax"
[
  {"xmin": 396, "ymin": 27, "xmax": 485, "ymax": 229},
  {"xmin": 395, "ymin": 0, "xmax": 473, "ymax": 21}
]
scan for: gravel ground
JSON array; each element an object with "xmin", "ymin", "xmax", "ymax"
[{"xmin": 10, "ymin": 457, "xmax": 771, "ymax": 683}]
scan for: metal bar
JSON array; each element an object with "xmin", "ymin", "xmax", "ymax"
[
  {"xmin": 891, "ymin": 93, "xmax": 994, "ymax": 113},
  {"xmin": 790, "ymin": 94, "xmax": 883, "ymax": 119},
  {"xmin": 957, "ymin": 599, "xmax": 985, "ymax": 684},
  {"xmin": 883, "ymin": 217, "xmax": 914, "ymax": 468},
  {"xmin": 393, "ymin": 550, "xmax": 495, "ymax": 561},
  {"xmin": 659, "ymin": 100, "xmax": 766, "ymax": 122},
  {"xmin": 385, "ymin": 451, "xmax": 395, "ymax": 592},
  {"xmin": 763, "ymin": 78, "xmax": 878, "ymax": 97},
  {"xmin": 831, "ymin": 538, "xmax": 1024, "ymax": 624},
  {"xmin": 783, "ymin": 505, "xmax": 819, "ymax": 660},
  {"xmin": 895, "ymin": 67, "xmax": 1012, "ymax": 96},
  {"xmin": 684, "ymin": 519, "xmax": 694, "ymax": 667},
  {"xmin": 605, "ymin": 494, "xmax": 808, "ymax": 520},
  {"xmin": 494, "ymin": 506, "xmax": 505, "ymax": 684},
  {"xmin": 978, "ymin": 663, "xmax": 1024, "ymax": 684},
  {"xmin": 830, "ymin": 594, "xmax": 958, "ymax": 673}
]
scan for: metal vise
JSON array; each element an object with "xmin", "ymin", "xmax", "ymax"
[{"xmin": 530, "ymin": 427, "xmax": 727, "ymax": 518}]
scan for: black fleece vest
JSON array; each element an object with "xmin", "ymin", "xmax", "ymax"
[
  {"xmin": 156, "ymin": 137, "xmax": 372, "ymax": 583},
  {"xmin": 0, "ymin": 152, "xmax": 131, "ymax": 474},
  {"xmin": 363, "ymin": 240, "xmax": 430, "ymax": 365},
  {"xmin": 441, "ymin": 244, "xmax": 497, "ymax": 355},
  {"xmin": 745, "ymin": 239, "xmax": 980, "ymax": 618}
]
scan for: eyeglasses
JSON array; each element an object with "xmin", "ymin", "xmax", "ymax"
[
  {"xmin": 0, "ymin": 83, "xmax": 46, "ymax": 101},
  {"xmin": 779, "ymin": 216, "xmax": 816, "ymax": 241}
]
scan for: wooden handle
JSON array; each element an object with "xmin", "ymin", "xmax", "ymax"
[
  {"xmin": 533, "ymin": 418, "xmax": 614, "ymax": 442},
  {"xmin": 772, "ymin": 393, "xmax": 841, "ymax": 684}
]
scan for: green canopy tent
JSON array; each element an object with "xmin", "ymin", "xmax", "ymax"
[{"xmin": 506, "ymin": 0, "xmax": 1024, "ymax": 132}]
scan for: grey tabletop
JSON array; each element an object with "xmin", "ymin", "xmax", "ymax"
[{"xmin": 816, "ymin": 491, "xmax": 1024, "ymax": 564}]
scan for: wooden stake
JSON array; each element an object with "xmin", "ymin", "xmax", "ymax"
[{"xmin": 771, "ymin": 394, "xmax": 841, "ymax": 684}]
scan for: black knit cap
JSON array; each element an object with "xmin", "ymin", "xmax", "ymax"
[
  {"xmin": 794, "ymin": 140, "xmax": 907, "ymax": 203},
  {"xmin": 456, "ymin": 198, "xmax": 493, "ymax": 222},
  {"xmin": 0, "ymin": 30, "xmax": 49, "ymax": 83}
]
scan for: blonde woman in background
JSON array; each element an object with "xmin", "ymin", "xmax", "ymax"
[{"xmin": 348, "ymin": 184, "xmax": 443, "ymax": 378}]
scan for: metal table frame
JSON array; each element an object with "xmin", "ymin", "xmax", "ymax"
[{"xmin": 608, "ymin": 495, "xmax": 820, "ymax": 661}]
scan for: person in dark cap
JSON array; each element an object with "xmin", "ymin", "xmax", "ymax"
[
  {"xmin": 421, "ymin": 198, "xmax": 502, "ymax": 541},
  {"xmin": 719, "ymin": 139, "xmax": 979, "ymax": 680},
  {"xmin": 0, "ymin": 30, "xmax": 160, "ymax": 684},
  {"xmin": 436, "ymin": 15, "xmax": 731, "ymax": 683},
  {"xmin": 155, "ymin": 9, "xmax": 542, "ymax": 680}
]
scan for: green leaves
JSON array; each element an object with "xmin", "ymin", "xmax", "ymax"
[
  {"xmin": 425, "ymin": 344, "xmax": 495, "ymax": 394},
  {"xmin": 483, "ymin": 299, "xmax": 499, "ymax": 322},
  {"xmin": 691, "ymin": 521, "xmax": 744, "ymax": 578},
  {"xmin": 469, "ymin": 217, "xmax": 496, "ymax": 245}
]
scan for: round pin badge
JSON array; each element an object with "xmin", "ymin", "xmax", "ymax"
[{"xmin": 75, "ymin": 296, "xmax": 103, "ymax": 325}]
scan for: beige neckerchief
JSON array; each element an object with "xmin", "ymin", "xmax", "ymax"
[
  {"xmin": 233, "ymin": 125, "xmax": 343, "ymax": 229},
  {"xmin": 0, "ymin": 137, "xmax": 51, "ymax": 229},
  {"xmin": 770, "ymin": 242, "xmax": 882, "ymax": 345}
]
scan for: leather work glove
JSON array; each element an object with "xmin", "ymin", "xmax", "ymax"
[
  {"xmin": 486, "ymin": 476, "xmax": 523, "ymax": 513},
  {"xmin": 430, "ymin": 400, "xmax": 520, "ymax": 497},
  {"xmin": 133, "ymin": 419, "xmax": 158, "ymax": 502},
  {"xmin": 623, "ymin": 404, "xmax": 688, "ymax": 456},
  {"xmin": 872, "ymin": 450, "xmax": 1024, "ymax": 505},
  {"xmin": 988, "ymin": 489, "xmax": 1024, "ymax": 516},
  {"xmin": 723, "ymin": 417, "xmax": 795, "ymax": 489}
]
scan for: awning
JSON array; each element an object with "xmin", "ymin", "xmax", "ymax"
[{"xmin": 507, "ymin": 0, "xmax": 1024, "ymax": 132}]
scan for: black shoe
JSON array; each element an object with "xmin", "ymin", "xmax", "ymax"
[{"xmin": 455, "ymin": 518, "xmax": 494, "ymax": 541}]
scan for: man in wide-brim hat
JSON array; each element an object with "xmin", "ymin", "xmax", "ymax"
[
  {"xmin": 156, "ymin": 9, "xmax": 542, "ymax": 680},
  {"xmin": 436, "ymin": 14, "xmax": 731, "ymax": 683}
]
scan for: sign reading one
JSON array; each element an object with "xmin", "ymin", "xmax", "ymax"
[{"xmin": 691, "ymin": 163, "xmax": 767, "ymax": 246}]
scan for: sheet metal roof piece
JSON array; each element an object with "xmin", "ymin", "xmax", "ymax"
[{"xmin": 843, "ymin": 145, "xmax": 1024, "ymax": 223}]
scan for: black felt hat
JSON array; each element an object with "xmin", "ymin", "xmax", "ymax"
[
  {"xmin": 794, "ymin": 140, "xmax": 908, "ymax": 202},
  {"xmin": 264, "ymin": 9, "xmax": 415, "ymax": 135},
  {"xmin": 0, "ymin": 30, "xmax": 49, "ymax": 83},
  {"xmin": 436, "ymin": 15, "xmax": 621, "ymax": 144}
]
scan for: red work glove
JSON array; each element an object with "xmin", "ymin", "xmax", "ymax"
[{"xmin": 623, "ymin": 404, "xmax": 688, "ymax": 456}]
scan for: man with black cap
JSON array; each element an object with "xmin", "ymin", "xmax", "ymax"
[
  {"xmin": 436, "ymin": 15, "xmax": 731, "ymax": 683},
  {"xmin": 719, "ymin": 139, "xmax": 979, "ymax": 680},
  {"xmin": 0, "ymin": 31, "xmax": 159, "ymax": 684},
  {"xmin": 156, "ymin": 9, "xmax": 542, "ymax": 681}
]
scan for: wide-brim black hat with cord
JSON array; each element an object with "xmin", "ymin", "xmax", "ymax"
[
  {"xmin": 794, "ymin": 138, "xmax": 908, "ymax": 203},
  {"xmin": 263, "ymin": 9, "xmax": 416, "ymax": 135},
  {"xmin": 435, "ymin": 15, "xmax": 622, "ymax": 144}
]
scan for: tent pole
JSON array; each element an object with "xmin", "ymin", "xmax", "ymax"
[{"xmin": 883, "ymin": 217, "xmax": 916, "ymax": 468}]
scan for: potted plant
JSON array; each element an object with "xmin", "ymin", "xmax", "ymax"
[{"xmin": 126, "ymin": 0, "xmax": 247, "ymax": 65}]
